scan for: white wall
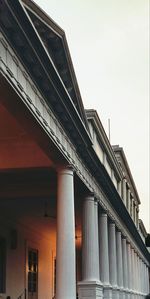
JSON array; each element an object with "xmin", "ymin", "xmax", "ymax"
[{"xmin": 0, "ymin": 219, "xmax": 56, "ymax": 299}]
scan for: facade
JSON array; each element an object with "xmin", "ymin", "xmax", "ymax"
[{"xmin": 0, "ymin": 1, "xmax": 149, "ymax": 299}]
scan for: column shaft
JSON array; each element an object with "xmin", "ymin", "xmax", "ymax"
[
  {"xmin": 122, "ymin": 238, "xmax": 128, "ymax": 290},
  {"xmin": 94, "ymin": 200, "xmax": 100, "ymax": 281},
  {"xmin": 108, "ymin": 222, "xmax": 117, "ymax": 287},
  {"xmin": 116, "ymin": 231, "xmax": 123, "ymax": 288},
  {"xmin": 99, "ymin": 212, "xmax": 110, "ymax": 285},
  {"xmin": 82, "ymin": 195, "xmax": 100, "ymax": 281},
  {"xmin": 56, "ymin": 167, "xmax": 76, "ymax": 299},
  {"xmin": 78, "ymin": 195, "xmax": 103, "ymax": 299},
  {"xmin": 122, "ymin": 179, "xmax": 127, "ymax": 206}
]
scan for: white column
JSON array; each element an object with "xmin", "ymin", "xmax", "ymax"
[
  {"xmin": 94, "ymin": 200, "xmax": 100, "ymax": 281},
  {"xmin": 78, "ymin": 194, "xmax": 103, "ymax": 299},
  {"xmin": 126, "ymin": 242, "xmax": 132, "ymax": 297},
  {"xmin": 82, "ymin": 194, "xmax": 99, "ymax": 281},
  {"xmin": 99, "ymin": 212, "xmax": 112, "ymax": 299},
  {"xmin": 116, "ymin": 231, "xmax": 123, "ymax": 298},
  {"xmin": 140, "ymin": 259, "xmax": 144, "ymax": 295},
  {"xmin": 122, "ymin": 179, "xmax": 127, "ymax": 206},
  {"xmin": 56, "ymin": 166, "xmax": 76, "ymax": 299},
  {"xmin": 127, "ymin": 189, "xmax": 131, "ymax": 213},
  {"xmin": 134, "ymin": 206, "xmax": 137, "ymax": 226},
  {"xmin": 144, "ymin": 263, "xmax": 147, "ymax": 295},
  {"xmin": 131, "ymin": 197, "xmax": 134, "ymax": 219},
  {"xmin": 131, "ymin": 248, "xmax": 135, "ymax": 295},
  {"xmin": 122, "ymin": 238, "xmax": 128, "ymax": 294},
  {"xmin": 99, "ymin": 212, "xmax": 109, "ymax": 284},
  {"xmin": 134, "ymin": 252, "xmax": 138, "ymax": 295},
  {"xmin": 108, "ymin": 221, "xmax": 118, "ymax": 299},
  {"xmin": 138, "ymin": 255, "xmax": 141, "ymax": 295},
  {"xmin": 118, "ymin": 181, "xmax": 122, "ymax": 197},
  {"xmin": 146, "ymin": 266, "xmax": 149, "ymax": 294}
]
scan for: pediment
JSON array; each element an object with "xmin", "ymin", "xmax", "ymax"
[{"xmin": 22, "ymin": 0, "xmax": 88, "ymax": 129}]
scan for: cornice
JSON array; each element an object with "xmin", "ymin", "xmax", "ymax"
[
  {"xmin": 22, "ymin": 0, "xmax": 89, "ymax": 131},
  {"xmin": 113, "ymin": 146, "xmax": 141, "ymax": 204},
  {"xmin": 86, "ymin": 109, "xmax": 123, "ymax": 180},
  {"xmin": 0, "ymin": 0, "xmax": 92, "ymax": 151}
]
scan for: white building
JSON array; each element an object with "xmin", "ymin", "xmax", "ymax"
[{"xmin": 0, "ymin": 1, "xmax": 149, "ymax": 299}]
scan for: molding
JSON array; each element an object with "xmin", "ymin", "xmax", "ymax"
[
  {"xmin": 113, "ymin": 145, "xmax": 141, "ymax": 204},
  {"xmin": 86, "ymin": 109, "xmax": 123, "ymax": 181}
]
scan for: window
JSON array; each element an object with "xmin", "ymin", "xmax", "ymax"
[
  {"xmin": 0, "ymin": 237, "xmax": 6, "ymax": 293},
  {"xmin": 28, "ymin": 249, "xmax": 38, "ymax": 293}
]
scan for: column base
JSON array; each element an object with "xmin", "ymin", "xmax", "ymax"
[
  {"xmin": 78, "ymin": 281, "xmax": 103, "ymax": 299},
  {"xmin": 118, "ymin": 288, "xmax": 124, "ymax": 299},
  {"xmin": 103, "ymin": 285, "xmax": 112, "ymax": 299},
  {"xmin": 123, "ymin": 289, "xmax": 129, "ymax": 299},
  {"xmin": 126, "ymin": 291, "xmax": 132, "ymax": 299},
  {"xmin": 111, "ymin": 287, "xmax": 119, "ymax": 299}
]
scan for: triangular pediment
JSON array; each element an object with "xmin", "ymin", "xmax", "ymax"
[{"xmin": 22, "ymin": 0, "xmax": 89, "ymax": 129}]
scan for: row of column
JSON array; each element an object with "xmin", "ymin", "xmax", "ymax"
[
  {"xmin": 55, "ymin": 166, "xmax": 149, "ymax": 299},
  {"xmin": 78, "ymin": 193, "xmax": 149, "ymax": 299}
]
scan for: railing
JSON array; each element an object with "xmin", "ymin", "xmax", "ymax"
[{"xmin": 17, "ymin": 289, "xmax": 26, "ymax": 299}]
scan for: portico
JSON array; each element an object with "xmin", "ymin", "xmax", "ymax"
[{"xmin": 0, "ymin": 0, "xmax": 149, "ymax": 298}]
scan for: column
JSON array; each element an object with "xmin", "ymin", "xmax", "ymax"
[
  {"xmin": 140, "ymin": 259, "xmax": 144, "ymax": 296},
  {"xmin": 122, "ymin": 179, "xmax": 127, "ymax": 206},
  {"xmin": 131, "ymin": 248, "xmax": 135, "ymax": 298},
  {"xmin": 131, "ymin": 197, "xmax": 134, "ymax": 219},
  {"xmin": 136, "ymin": 208, "xmax": 139, "ymax": 229},
  {"xmin": 146, "ymin": 266, "xmax": 149, "ymax": 294},
  {"xmin": 144, "ymin": 263, "xmax": 147, "ymax": 296},
  {"xmin": 118, "ymin": 181, "xmax": 122, "ymax": 197},
  {"xmin": 122, "ymin": 238, "xmax": 128, "ymax": 298},
  {"xmin": 99, "ymin": 212, "xmax": 112, "ymax": 299},
  {"xmin": 126, "ymin": 242, "xmax": 132, "ymax": 298},
  {"xmin": 134, "ymin": 206, "xmax": 137, "ymax": 226},
  {"xmin": 127, "ymin": 189, "xmax": 131, "ymax": 213},
  {"xmin": 78, "ymin": 194, "xmax": 103, "ymax": 299},
  {"xmin": 95, "ymin": 200, "xmax": 100, "ymax": 280},
  {"xmin": 134, "ymin": 252, "xmax": 138, "ymax": 296},
  {"xmin": 136, "ymin": 255, "xmax": 140, "ymax": 296},
  {"xmin": 56, "ymin": 166, "xmax": 76, "ymax": 299},
  {"xmin": 108, "ymin": 221, "xmax": 119, "ymax": 299},
  {"xmin": 116, "ymin": 230, "xmax": 123, "ymax": 299}
]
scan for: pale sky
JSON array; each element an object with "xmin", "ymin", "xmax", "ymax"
[{"xmin": 33, "ymin": 0, "xmax": 149, "ymax": 231}]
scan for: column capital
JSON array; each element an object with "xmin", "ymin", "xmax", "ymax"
[
  {"xmin": 122, "ymin": 235, "xmax": 127, "ymax": 240},
  {"xmin": 57, "ymin": 164, "xmax": 74, "ymax": 175},
  {"xmin": 109, "ymin": 219, "xmax": 116, "ymax": 226},
  {"xmin": 100, "ymin": 212, "xmax": 108, "ymax": 218},
  {"xmin": 84, "ymin": 192, "xmax": 95, "ymax": 202}
]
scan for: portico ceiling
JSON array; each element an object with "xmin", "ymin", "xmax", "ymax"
[{"xmin": 0, "ymin": 102, "xmax": 52, "ymax": 170}]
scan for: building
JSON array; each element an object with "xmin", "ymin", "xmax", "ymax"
[{"xmin": 0, "ymin": 0, "xmax": 149, "ymax": 299}]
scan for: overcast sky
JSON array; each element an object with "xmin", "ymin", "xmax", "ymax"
[{"xmin": 33, "ymin": 0, "xmax": 149, "ymax": 231}]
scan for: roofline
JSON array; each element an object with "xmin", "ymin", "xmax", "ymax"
[
  {"xmin": 4, "ymin": 0, "xmax": 92, "ymax": 148},
  {"xmin": 22, "ymin": 0, "xmax": 65, "ymax": 37},
  {"xmin": 22, "ymin": 0, "xmax": 90, "ymax": 131},
  {"xmin": 113, "ymin": 146, "xmax": 141, "ymax": 204},
  {"xmin": 85, "ymin": 109, "xmax": 123, "ymax": 180},
  {"xmin": 139, "ymin": 219, "xmax": 148, "ymax": 237}
]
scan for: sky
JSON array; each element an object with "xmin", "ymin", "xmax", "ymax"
[{"xmin": 33, "ymin": 0, "xmax": 149, "ymax": 231}]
